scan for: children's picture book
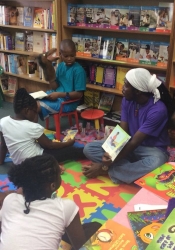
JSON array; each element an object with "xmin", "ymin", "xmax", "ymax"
[
  {"xmin": 76, "ymin": 5, "xmax": 86, "ymax": 26},
  {"xmin": 17, "ymin": 56, "xmax": 27, "ymax": 75},
  {"xmin": 157, "ymin": 42, "xmax": 169, "ymax": 67},
  {"xmin": 85, "ymin": 5, "xmax": 94, "ymax": 27},
  {"xmin": 15, "ymin": 32, "xmax": 25, "ymax": 51},
  {"xmin": 67, "ymin": 3, "xmax": 76, "ymax": 26},
  {"xmin": 118, "ymin": 6, "xmax": 129, "ymax": 30},
  {"xmin": 91, "ymin": 6, "xmax": 111, "ymax": 28},
  {"xmin": 128, "ymin": 209, "xmax": 166, "ymax": 250},
  {"xmin": 145, "ymin": 209, "xmax": 175, "ymax": 250},
  {"xmin": 30, "ymin": 90, "xmax": 48, "ymax": 99},
  {"xmin": 99, "ymin": 37, "xmax": 115, "ymax": 60},
  {"xmin": 84, "ymin": 89, "xmax": 100, "ymax": 108},
  {"xmin": 102, "ymin": 124, "xmax": 131, "ymax": 161},
  {"xmin": 9, "ymin": 6, "xmax": 18, "ymax": 25},
  {"xmin": 62, "ymin": 129, "xmax": 78, "ymax": 142},
  {"xmin": 79, "ymin": 219, "xmax": 138, "ymax": 250},
  {"xmin": 16, "ymin": 7, "xmax": 24, "ymax": 26},
  {"xmin": 135, "ymin": 162, "xmax": 175, "ymax": 201},
  {"xmin": 116, "ymin": 66, "xmax": 130, "ymax": 91},
  {"xmin": 24, "ymin": 7, "xmax": 34, "ymax": 27},
  {"xmin": 140, "ymin": 6, "xmax": 158, "ymax": 32},
  {"xmin": 33, "ymin": 8, "xmax": 44, "ymax": 28},
  {"xmin": 98, "ymin": 92, "xmax": 115, "ymax": 112},
  {"xmin": 128, "ymin": 40, "xmax": 140, "ymax": 63},
  {"xmin": 102, "ymin": 65, "xmax": 116, "ymax": 88},
  {"xmin": 114, "ymin": 39, "xmax": 129, "ymax": 61},
  {"xmin": 139, "ymin": 41, "xmax": 159, "ymax": 66},
  {"xmin": 83, "ymin": 35, "xmax": 101, "ymax": 58},
  {"xmin": 25, "ymin": 31, "xmax": 33, "ymax": 52},
  {"xmin": 89, "ymin": 64, "xmax": 97, "ymax": 84},
  {"xmin": 156, "ymin": 2, "xmax": 174, "ymax": 32},
  {"xmin": 110, "ymin": 6, "xmax": 120, "ymax": 29},
  {"xmin": 128, "ymin": 6, "xmax": 141, "ymax": 30},
  {"xmin": 95, "ymin": 64, "xmax": 104, "ymax": 86},
  {"xmin": 72, "ymin": 34, "xmax": 84, "ymax": 57}
]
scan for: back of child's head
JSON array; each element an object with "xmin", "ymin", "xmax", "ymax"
[
  {"xmin": 13, "ymin": 88, "xmax": 37, "ymax": 114},
  {"xmin": 60, "ymin": 39, "xmax": 76, "ymax": 53},
  {"xmin": 8, "ymin": 154, "xmax": 60, "ymax": 214}
]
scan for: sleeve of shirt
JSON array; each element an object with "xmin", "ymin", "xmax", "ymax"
[
  {"xmin": 27, "ymin": 122, "xmax": 44, "ymax": 139},
  {"xmin": 121, "ymin": 98, "xmax": 128, "ymax": 123},
  {"xmin": 61, "ymin": 199, "xmax": 79, "ymax": 228},
  {"xmin": 139, "ymin": 105, "xmax": 168, "ymax": 137},
  {"xmin": 73, "ymin": 67, "xmax": 86, "ymax": 91}
]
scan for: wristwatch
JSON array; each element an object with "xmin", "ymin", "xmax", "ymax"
[
  {"xmin": 65, "ymin": 92, "xmax": 70, "ymax": 100},
  {"xmin": 102, "ymin": 165, "xmax": 109, "ymax": 171}
]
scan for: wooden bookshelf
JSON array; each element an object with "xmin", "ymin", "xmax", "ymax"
[
  {"xmin": 0, "ymin": 25, "xmax": 56, "ymax": 33},
  {"xmin": 86, "ymin": 83, "xmax": 123, "ymax": 95},
  {"xmin": 0, "ymin": 49, "xmax": 40, "ymax": 56},
  {"xmin": 4, "ymin": 72, "xmax": 49, "ymax": 84}
]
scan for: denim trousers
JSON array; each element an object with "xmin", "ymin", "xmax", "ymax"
[{"xmin": 83, "ymin": 140, "xmax": 169, "ymax": 184}]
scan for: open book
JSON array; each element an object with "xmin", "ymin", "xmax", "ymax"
[
  {"xmin": 30, "ymin": 90, "xmax": 48, "ymax": 99},
  {"xmin": 102, "ymin": 124, "xmax": 131, "ymax": 161},
  {"xmin": 62, "ymin": 129, "xmax": 78, "ymax": 142}
]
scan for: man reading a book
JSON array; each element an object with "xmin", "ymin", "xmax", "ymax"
[
  {"xmin": 37, "ymin": 39, "xmax": 86, "ymax": 120},
  {"xmin": 83, "ymin": 68, "xmax": 175, "ymax": 184}
]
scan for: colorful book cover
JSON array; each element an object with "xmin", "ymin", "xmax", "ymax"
[
  {"xmin": 128, "ymin": 209, "xmax": 166, "ymax": 250},
  {"xmin": 91, "ymin": 5, "xmax": 106, "ymax": 28},
  {"xmin": 0, "ymin": 75, "xmax": 8, "ymax": 92},
  {"xmin": 91, "ymin": 36, "xmax": 101, "ymax": 58},
  {"xmin": 58, "ymin": 240, "xmax": 71, "ymax": 250},
  {"xmin": 15, "ymin": 32, "xmax": 25, "ymax": 51},
  {"xmin": 128, "ymin": 40, "xmax": 140, "ymax": 63},
  {"xmin": 115, "ymin": 39, "xmax": 129, "ymax": 61},
  {"xmin": 140, "ymin": 6, "xmax": 159, "ymax": 32},
  {"xmin": 99, "ymin": 37, "xmax": 115, "ymax": 60},
  {"xmin": 118, "ymin": 6, "xmax": 129, "ymax": 30},
  {"xmin": 85, "ymin": 4, "xmax": 94, "ymax": 27},
  {"xmin": 67, "ymin": 3, "xmax": 76, "ymax": 26},
  {"xmin": 116, "ymin": 66, "xmax": 130, "ymax": 91},
  {"xmin": 72, "ymin": 34, "xmax": 84, "ymax": 57},
  {"xmin": 84, "ymin": 89, "xmax": 100, "ymax": 108},
  {"xmin": 145, "ymin": 209, "xmax": 175, "ymax": 250},
  {"xmin": 156, "ymin": 3, "xmax": 174, "ymax": 33},
  {"xmin": 33, "ymin": 8, "xmax": 44, "ymax": 28},
  {"xmin": 17, "ymin": 56, "xmax": 27, "ymax": 75},
  {"xmin": 135, "ymin": 162, "xmax": 175, "ymax": 201},
  {"xmin": 79, "ymin": 219, "xmax": 138, "ymax": 250},
  {"xmin": 25, "ymin": 31, "xmax": 33, "ymax": 52},
  {"xmin": 7, "ymin": 76, "xmax": 18, "ymax": 96},
  {"xmin": 76, "ymin": 5, "xmax": 86, "ymax": 26},
  {"xmin": 89, "ymin": 64, "xmax": 97, "ymax": 84},
  {"xmin": 16, "ymin": 7, "xmax": 24, "ymax": 26},
  {"xmin": 157, "ymin": 42, "xmax": 169, "ymax": 67},
  {"xmin": 83, "ymin": 35, "xmax": 101, "ymax": 58},
  {"xmin": 98, "ymin": 92, "xmax": 115, "ymax": 112},
  {"xmin": 2, "ymin": 6, "xmax": 10, "ymax": 25},
  {"xmin": 62, "ymin": 130, "xmax": 78, "ymax": 142},
  {"xmin": 99, "ymin": 5, "xmax": 111, "ymax": 28},
  {"xmin": 95, "ymin": 64, "xmax": 104, "ymax": 86},
  {"xmin": 23, "ymin": 7, "xmax": 33, "ymax": 27},
  {"xmin": 128, "ymin": 6, "xmax": 141, "ymax": 30},
  {"xmin": 102, "ymin": 65, "xmax": 116, "ymax": 88},
  {"xmin": 102, "ymin": 124, "xmax": 131, "ymax": 161},
  {"xmin": 110, "ymin": 6, "xmax": 120, "ymax": 29},
  {"xmin": 139, "ymin": 41, "xmax": 159, "ymax": 66},
  {"xmin": 9, "ymin": 6, "xmax": 18, "ymax": 25}
]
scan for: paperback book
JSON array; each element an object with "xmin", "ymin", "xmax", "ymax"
[
  {"xmin": 25, "ymin": 31, "xmax": 33, "ymax": 52},
  {"xmin": 83, "ymin": 35, "xmax": 101, "ymax": 58},
  {"xmin": 30, "ymin": 90, "xmax": 48, "ymax": 99},
  {"xmin": 157, "ymin": 42, "xmax": 169, "ymax": 67},
  {"xmin": 139, "ymin": 41, "xmax": 159, "ymax": 65},
  {"xmin": 9, "ymin": 6, "xmax": 18, "ymax": 25},
  {"xmin": 110, "ymin": 6, "xmax": 120, "ymax": 29},
  {"xmin": 85, "ymin": 5, "xmax": 94, "ymax": 27},
  {"xmin": 128, "ymin": 40, "xmax": 140, "ymax": 63},
  {"xmin": 7, "ymin": 76, "xmax": 18, "ymax": 96},
  {"xmin": 67, "ymin": 3, "xmax": 76, "ymax": 26},
  {"xmin": 62, "ymin": 129, "xmax": 78, "ymax": 142},
  {"xmin": 128, "ymin": 6, "xmax": 141, "ymax": 30},
  {"xmin": 91, "ymin": 6, "xmax": 111, "ymax": 28},
  {"xmin": 17, "ymin": 56, "xmax": 27, "ymax": 75},
  {"xmin": 156, "ymin": 2, "xmax": 174, "ymax": 32},
  {"xmin": 102, "ymin": 124, "xmax": 131, "ymax": 161},
  {"xmin": 15, "ymin": 32, "xmax": 25, "ymax": 51},
  {"xmin": 99, "ymin": 37, "xmax": 115, "ymax": 60},
  {"xmin": 114, "ymin": 39, "xmax": 129, "ymax": 61},
  {"xmin": 146, "ymin": 209, "xmax": 175, "ymax": 250},
  {"xmin": 33, "ymin": 32, "xmax": 44, "ymax": 53},
  {"xmin": 118, "ymin": 6, "xmax": 129, "ymax": 30},
  {"xmin": 128, "ymin": 209, "xmax": 166, "ymax": 250},
  {"xmin": 79, "ymin": 219, "xmax": 138, "ymax": 250},
  {"xmin": 76, "ymin": 5, "xmax": 86, "ymax": 26},
  {"xmin": 33, "ymin": 8, "xmax": 44, "ymax": 28},
  {"xmin": 72, "ymin": 34, "xmax": 84, "ymax": 56},
  {"xmin": 140, "ymin": 6, "xmax": 158, "ymax": 32},
  {"xmin": 16, "ymin": 7, "xmax": 24, "ymax": 26},
  {"xmin": 94, "ymin": 64, "xmax": 104, "ymax": 86},
  {"xmin": 135, "ymin": 162, "xmax": 175, "ymax": 202},
  {"xmin": 116, "ymin": 66, "xmax": 130, "ymax": 91},
  {"xmin": 98, "ymin": 92, "xmax": 115, "ymax": 112},
  {"xmin": 24, "ymin": 7, "xmax": 33, "ymax": 27},
  {"xmin": 84, "ymin": 89, "xmax": 100, "ymax": 108},
  {"xmin": 102, "ymin": 65, "xmax": 116, "ymax": 88}
]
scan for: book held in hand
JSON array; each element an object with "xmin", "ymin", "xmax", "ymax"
[
  {"xmin": 102, "ymin": 124, "xmax": 131, "ymax": 161},
  {"xmin": 30, "ymin": 91, "xmax": 48, "ymax": 99},
  {"xmin": 62, "ymin": 129, "xmax": 78, "ymax": 142}
]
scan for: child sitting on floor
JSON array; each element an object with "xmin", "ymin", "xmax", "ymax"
[
  {"xmin": 37, "ymin": 39, "xmax": 87, "ymax": 120},
  {"xmin": 0, "ymin": 154, "xmax": 101, "ymax": 250}
]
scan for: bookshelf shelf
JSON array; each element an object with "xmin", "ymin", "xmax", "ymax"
[
  {"xmin": 4, "ymin": 72, "xmax": 49, "ymax": 84},
  {"xmin": 0, "ymin": 25, "xmax": 56, "ymax": 33},
  {"xmin": 63, "ymin": 25, "xmax": 171, "ymax": 36},
  {"xmin": 0, "ymin": 49, "xmax": 40, "ymax": 56},
  {"xmin": 86, "ymin": 83, "xmax": 123, "ymax": 96},
  {"xmin": 77, "ymin": 56, "xmax": 167, "ymax": 72}
]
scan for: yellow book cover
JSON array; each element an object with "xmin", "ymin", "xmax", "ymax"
[
  {"xmin": 95, "ymin": 66, "xmax": 104, "ymax": 85},
  {"xmin": 33, "ymin": 8, "xmax": 44, "ymax": 28},
  {"xmin": 62, "ymin": 130, "xmax": 78, "ymax": 142},
  {"xmin": 84, "ymin": 89, "xmax": 100, "ymax": 108},
  {"xmin": 116, "ymin": 66, "xmax": 130, "ymax": 91}
]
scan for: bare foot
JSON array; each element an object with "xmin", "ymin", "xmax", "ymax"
[{"xmin": 82, "ymin": 162, "xmax": 108, "ymax": 178}]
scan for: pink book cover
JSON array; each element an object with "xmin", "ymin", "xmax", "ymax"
[{"xmin": 112, "ymin": 188, "xmax": 167, "ymax": 229}]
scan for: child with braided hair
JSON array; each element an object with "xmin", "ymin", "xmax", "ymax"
[{"xmin": 0, "ymin": 154, "xmax": 101, "ymax": 250}]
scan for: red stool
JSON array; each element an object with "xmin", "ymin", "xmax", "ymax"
[
  {"xmin": 45, "ymin": 99, "xmax": 80, "ymax": 140},
  {"xmin": 81, "ymin": 109, "xmax": 104, "ymax": 131}
]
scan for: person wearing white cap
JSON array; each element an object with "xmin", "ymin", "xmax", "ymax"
[{"xmin": 82, "ymin": 68, "xmax": 175, "ymax": 184}]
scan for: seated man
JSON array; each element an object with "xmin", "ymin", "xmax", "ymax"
[
  {"xmin": 83, "ymin": 68, "xmax": 175, "ymax": 184},
  {"xmin": 37, "ymin": 39, "xmax": 86, "ymax": 120}
]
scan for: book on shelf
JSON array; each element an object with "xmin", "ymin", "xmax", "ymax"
[
  {"xmin": 83, "ymin": 35, "xmax": 101, "ymax": 58},
  {"xmin": 156, "ymin": 2, "xmax": 174, "ymax": 33},
  {"xmin": 30, "ymin": 90, "xmax": 48, "ymax": 99},
  {"xmin": 67, "ymin": 3, "xmax": 77, "ymax": 26},
  {"xmin": 157, "ymin": 42, "xmax": 169, "ymax": 67},
  {"xmin": 33, "ymin": 7, "xmax": 44, "ymax": 29},
  {"xmin": 128, "ymin": 6, "xmax": 141, "ymax": 30},
  {"xmin": 139, "ymin": 40, "xmax": 159, "ymax": 66},
  {"xmin": 140, "ymin": 6, "xmax": 158, "ymax": 32},
  {"xmin": 0, "ymin": 6, "xmax": 3, "ymax": 25},
  {"xmin": 76, "ymin": 5, "xmax": 86, "ymax": 26},
  {"xmin": 0, "ymin": 75, "xmax": 8, "ymax": 92},
  {"xmin": 15, "ymin": 32, "xmax": 25, "ymax": 51},
  {"xmin": 103, "ymin": 110, "xmax": 121, "ymax": 123},
  {"xmin": 114, "ymin": 38, "xmax": 129, "ymax": 62},
  {"xmin": 33, "ymin": 32, "xmax": 44, "ymax": 53},
  {"xmin": 79, "ymin": 219, "xmax": 138, "ymax": 249},
  {"xmin": 2, "ymin": 6, "xmax": 10, "ymax": 25},
  {"xmin": 102, "ymin": 124, "xmax": 131, "ymax": 161},
  {"xmin": 110, "ymin": 7, "xmax": 120, "ymax": 29},
  {"xmin": 27, "ymin": 58, "xmax": 37, "ymax": 78},
  {"xmin": 118, "ymin": 6, "xmax": 129, "ymax": 30},
  {"xmin": 72, "ymin": 34, "xmax": 84, "ymax": 57},
  {"xmin": 9, "ymin": 6, "xmax": 18, "ymax": 25},
  {"xmin": 145, "ymin": 209, "xmax": 175, "ymax": 250},
  {"xmin": 98, "ymin": 92, "xmax": 115, "ymax": 113},
  {"xmin": 85, "ymin": 5, "xmax": 94, "ymax": 27},
  {"xmin": 17, "ymin": 55, "xmax": 27, "ymax": 75},
  {"xmin": 102, "ymin": 65, "xmax": 116, "ymax": 88},
  {"xmin": 128, "ymin": 209, "xmax": 166, "ymax": 250},
  {"xmin": 25, "ymin": 31, "xmax": 33, "ymax": 52},
  {"xmin": 128, "ymin": 39, "xmax": 140, "ymax": 63},
  {"xmin": 62, "ymin": 129, "xmax": 78, "ymax": 142},
  {"xmin": 95, "ymin": 64, "xmax": 104, "ymax": 86},
  {"xmin": 7, "ymin": 76, "xmax": 18, "ymax": 96},
  {"xmin": 23, "ymin": 7, "xmax": 33, "ymax": 27},
  {"xmin": 16, "ymin": 7, "xmax": 24, "ymax": 26},
  {"xmin": 134, "ymin": 162, "xmax": 175, "ymax": 202},
  {"xmin": 89, "ymin": 64, "xmax": 97, "ymax": 84},
  {"xmin": 8, "ymin": 54, "xmax": 18, "ymax": 74},
  {"xmin": 116, "ymin": 66, "xmax": 130, "ymax": 91},
  {"xmin": 99, "ymin": 37, "xmax": 115, "ymax": 60},
  {"xmin": 84, "ymin": 89, "xmax": 100, "ymax": 108}
]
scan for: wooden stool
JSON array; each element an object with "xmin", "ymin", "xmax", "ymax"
[{"xmin": 81, "ymin": 109, "xmax": 104, "ymax": 131}]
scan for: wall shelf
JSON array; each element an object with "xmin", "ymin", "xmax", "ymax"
[
  {"xmin": 86, "ymin": 83, "xmax": 123, "ymax": 95},
  {"xmin": 0, "ymin": 25, "xmax": 56, "ymax": 33},
  {"xmin": 4, "ymin": 72, "xmax": 49, "ymax": 84}
]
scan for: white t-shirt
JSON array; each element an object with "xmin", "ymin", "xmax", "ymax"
[
  {"xmin": 0, "ymin": 116, "xmax": 44, "ymax": 164},
  {"xmin": 0, "ymin": 193, "xmax": 79, "ymax": 250}
]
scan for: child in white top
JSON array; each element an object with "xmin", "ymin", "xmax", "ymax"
[{"xmin": 0, "ymin": 154, "xmax": 101, "ymax": 250}]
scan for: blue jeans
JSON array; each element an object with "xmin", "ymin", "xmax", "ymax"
[{"xmin": 83, "ymin": 140, "xmax": 169, "ymax": 184}]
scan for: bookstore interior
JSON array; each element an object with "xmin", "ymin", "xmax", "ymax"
[{"xmin": 1, "ymin": 0, "xmax": 175, "ymax": 249}]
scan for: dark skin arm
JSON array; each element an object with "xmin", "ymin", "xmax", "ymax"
[
  {"xmin": 37, "ymin": 133, "xmax": 74, "ymax": 149},
  {"xmin": 46, "ymin": 90, "xmax": 83, "ymax": 101},
  {"xmin": 65, "ymin": 212, "xmax": 86, "ymax": 250},
  {"xmin": 0, "ymin": 132, "xmax": 8, "ymax": 165}
]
